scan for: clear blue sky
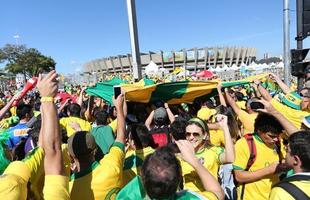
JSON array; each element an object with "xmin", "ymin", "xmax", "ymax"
[{"xmin": 1, "ymin": 0, "xmax": 309, "ymax": 74}]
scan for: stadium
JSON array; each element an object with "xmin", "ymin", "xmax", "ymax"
[{"xmin": 83, "ymin": 46, "xmax": 257, "ymax": 75}]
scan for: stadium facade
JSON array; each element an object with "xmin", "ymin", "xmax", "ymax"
[{"xmin": 83, "ymin": 46, "xmax": 257, "ymax": 75}]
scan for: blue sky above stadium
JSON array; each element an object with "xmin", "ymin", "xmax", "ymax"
[{"xmin": 1, "ymin": 0, "xmax": 310, "ymax": 74}]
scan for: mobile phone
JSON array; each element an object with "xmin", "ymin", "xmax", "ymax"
[
  {"xmin": 250, "ymin": 101, "xmax": 264, "ymax": 110},
  {"xmin": 114, "ymin": 85, "xmax": 121, "ymax": 98}
]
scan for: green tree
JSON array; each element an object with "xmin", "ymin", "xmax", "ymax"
[{"xmin": 0, "ymin": 44, "xmax": 56, "ymax": 77}]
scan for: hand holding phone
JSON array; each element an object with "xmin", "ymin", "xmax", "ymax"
[{"xmin": 114, "ymin": 85, "xmax": 121, "ymax": 98}]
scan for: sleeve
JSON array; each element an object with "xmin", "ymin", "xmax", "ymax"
[
  {"xmin": 271, "ymin": 98, "xmax": 308, "ymax": 128},
  {"xmin": 233, "ymin": 139, "xmax": 250, "ymax": 170},
  {"xmin": 100, "ymin": 142, "xmax": 125, "ymax": 169},
  {"xmin": 108, "ymin": 119, "xmax": 117, "ymax": 134},
  {"xmin": 43, "ymin": 175, "xmax": 70, "ymax": 200},
  {"xmin": 23, "ymin": 147, "xmax": 44, "ymax": 178}
]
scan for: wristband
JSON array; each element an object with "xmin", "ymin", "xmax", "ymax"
[{"xmin": 41, "ymin": 97, "xmax": 54, "ymax": 102}]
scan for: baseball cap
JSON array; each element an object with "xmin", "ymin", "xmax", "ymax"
[
  {"xmin": 67, "ymin": 131, "xmax": 97, "ymax": 159},
  {"xmin": 153, "ymin": 107, "xmax": 168, "ymax": 121}
]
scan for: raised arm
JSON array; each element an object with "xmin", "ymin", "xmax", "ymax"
[
  {"xmin": 253, "ymin": 79, "xmax": 272, "ymax": 101},
  {"xmin": 256, "ymin": 99, "xmax": 299, "ymax": 135},
  {"xmin": 269, "ymin": 73, "xmax": 291, "ymax": 94},
  {"xmin": 164, "ymin": 103, "xmax": 175, "ymax": 124},
  {"xmin": 224, "ymin": 90, "xmax": 241, "ymax": 115},
  {"xmin": 145, "ymin": 110, "xmax": 154, "ymax": 130},
  {"xmin": 113, "ymin": 94, "xmax": 126, "ymax": 144},
  {"xmin": 217, "ymin": 82, "xmax": 227, "ymax": 107},
  {"xmin": 37, "ymin": 71, "xmax": 64, "ymax": 176},
  {"xmin": 217, "ymin": 114, "xmax": 235, "ymax": 163},
  {"xmin": 0, "ymin": 94, "xmax": 18, "ymax": 120},
  {"xmin": 176, "ymin": 140, "xmax": 224, "ymax": 200}
]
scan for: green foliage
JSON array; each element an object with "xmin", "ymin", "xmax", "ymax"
[
  {"xmin": 0, "ymin": 44, "xmax": 56, "ymax": 76},
  {"xmin": 256, "ymin": 57, "xmax": 282, "ymax": 64}
]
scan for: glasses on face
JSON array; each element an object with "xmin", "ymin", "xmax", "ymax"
[{"xmin": 186, "ymin": 132, "xmax": 203, "ymax": 139}]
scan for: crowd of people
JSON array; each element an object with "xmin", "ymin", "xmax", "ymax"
[{"xmin": 0, "ymin": 69, "xmax": 309, "ymax": 200}]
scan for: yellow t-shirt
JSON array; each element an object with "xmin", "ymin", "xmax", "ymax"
[
  {"xmin": 238, "ymin": 110, "xmax": 257, "ymax": 134},
  {"xmin": 271, "ymin": 98, "xmax": 309, "ymax": 129},
  {"xmin": 69, "ymin": 142, "xmax": 125, "ymax": 200},
  {"xmin": 197, "ymin": 107, "xmax": 216, "ymax": 121},
  {"xmin": 209, "ymin": 129, "xmax": 225, "ymax": 147},
  {"xmin": 236, "ymin": 101, "xmax": 246, "ymax": 110},
  {"xmin": 43, "ymin": 175, "xmax": 70, "ymax": 200},
  {"xmin": 233, "ymin": 134, "xmax": 285, "ymax": 200},
  {"xmin": 109, "ymin": 119, "xmax": 117, "ymax": 134},
  {"xmin": 60, "ymin": 116, "xmax": 92, "ymax": 137},
  {"xmin": 269, "ymin": 177, "xmax": 310, "ymax": 200},
  {"xmin": 0, "ymin": 161, "xmax": 31, "ymax": 200},
  {"xmin": 180, "ymin": 146, "xmax": 224, "ymax": 192},
  {"xmin": 123, "ymin": 146, "xmax": 154, "ymax": 186},
  {"xmin": 23, "ymin": 147, "xmax": 45, "ymax": 200}
]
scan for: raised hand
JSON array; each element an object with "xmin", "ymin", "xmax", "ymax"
[{"xmin": 37, "ymin": 71, "xmax": 58, "ymax": 97}]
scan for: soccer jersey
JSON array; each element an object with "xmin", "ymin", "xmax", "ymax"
[
  {"xmin": 180, "ymin": 146, "xmax": 224, "ymax": 192},
  {"xmin": 237, "ymin": 110, "xmax": 257, "ymax": 135},
  {"xmin": 23, "ymin": 147, "xmax": 45, "ymax": 200},
  {"xmin": 271, "ymin": 98, "xmax": 309, "ymax": 128},
  {"xmin": 43, "ymin": 175, "xmax": 70, "ymax": 200},
  {"xmin": 0, "ymin": 161, "xmax": 31, "ymax": 200},
  {"xmin": 123, "ymin": 146, "xmax": 154, "ymax": 186},
  {"xmin": 209, "ymin": 129, "xmax": 225, "ymax": 147},
  {"xmin": 269, "ymin": 173, "xmax": 310, "ymax": 200},
  {"xmin": 60, "ymin": 116, "xmax": 92, "ymax": 137},
  {"xmin": 69, "ymin": 142, "xmax": 125, "ymax": 200},
  {"xmin": 233, "ymin": 134, "xmax": 285, "ymax": 200},
  {"xmin": 6, "ymin": 123, "xmax": 29, "ymax": 149}
]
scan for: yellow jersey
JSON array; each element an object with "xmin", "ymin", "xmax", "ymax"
[
  {"xmin": 271, "ymin": 98, "xmax": 309, "ymax": 129},
  {"xmin": 180, "ymin": 146, "xmax": 224, "ymax": 192},
  {"xmin": 123, "ymin": 146, "xmax": 154, "ymax": 186},
  {"xmin": 238, "ymin": 110, "xmax": 257, "ymax": 135},
  {"xmin": 233, "ymin": 134, "xmax": 285, "ymax": 200},
  {"xmin": 43, "ymin": 175, "xmax": 70, "ymax": 200},
  {"xmin": 69, "ymin": 142, "xmax": 125, "ymax": 200},
  {"xmin": 269, "ymin": 174, "xmax": 310, "ymax": 200},
  {"xmin": 60, "ymin": 116, "xmax": 92, "ymax": 137},
  {"xmin": 209, "ymin": 129, "xmax": 225, "ymax": 147}
]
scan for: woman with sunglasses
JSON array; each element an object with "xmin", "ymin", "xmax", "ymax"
[{"xmin": 179, "ymin": 115, "xmax": 235, "ymax": 193}]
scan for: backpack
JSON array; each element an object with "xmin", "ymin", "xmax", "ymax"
[
  {"xmin": 239, "ymin": 134, "xmax": 257, "ymax": 200},
  {"xmin": 149, "ymin": 126, "xmax": 171, "ymax": 148},
  {"xmin": 272, "ymin": 174, "xmax": 310, "ymax": 200}
]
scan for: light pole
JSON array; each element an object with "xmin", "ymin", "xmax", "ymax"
[
  {"xmin": 126, "ymin": 0, "xmax": 142, "ymax": 81},
  {"xmin": 283, "ymin": 0, "xmax": 290, "ymax": 85}
]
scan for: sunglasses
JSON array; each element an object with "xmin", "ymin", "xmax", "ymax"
[{"xmin": 185, "ymin": 132, "xmax": 203, "ymax": 139}]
